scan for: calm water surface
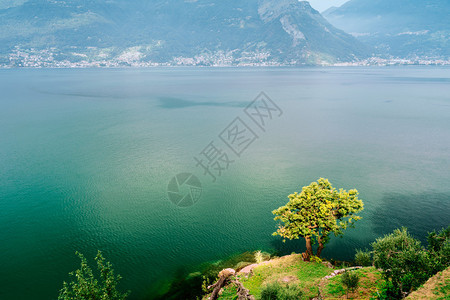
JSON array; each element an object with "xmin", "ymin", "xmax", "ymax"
[{"xmin": 0, "ymin": 67, "xmax": 449, "ymax": 299}]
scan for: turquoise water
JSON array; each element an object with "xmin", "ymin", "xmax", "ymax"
[{"xmin": 0, "ymin": 67, "xmax": 449, "ymax": 299}]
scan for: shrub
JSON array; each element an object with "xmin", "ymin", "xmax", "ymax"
[
  {"xmin": 254, "ymin": 250, "xmax": 270, "ymax": 264},
  {"xmin": 341, "ymin": 271, "xmax": 359, "ymax": 298},
  {"xmin": 260, "ymin": 282, "xmax": 303, "ymax": 300},
  {"xmin": 375, "ymin": 281, "xmax": 396, "ymax": 300},
  {"xmin": 278, "ymin": 284, "xmax": 303, "ymax": 300},
  {"xmin": 201, "ymin": 275, "xmax": 211, "ymax": 293},
  {"xmin": 310, "ymin": 255, "xmax": 322, "ymax": 263},
  {"xmin": 58, "ymin": 251, "xmax": 129, "ymax": 300},
  {"xmin": 354, "ymin": 248, "xmax": 372, "ymax": 266},
  {"xmin": 372, "ymin": 227, "xmax": 430, "ymax": 298},
  {"xmin": 260, "ymin": 282, "xmax": 280, "ymax": 300},
  {"xmin": 427, "ymin": 226, "xmax": 450, "ymax": 274},
  {"xmin": 428, "ymin": 226, "xmax": 450, "ymax": 252}
]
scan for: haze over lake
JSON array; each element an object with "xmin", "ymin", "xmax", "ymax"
[{"xmin": 1, "ymin": 67, "xmax": 449, "ymax": 299}]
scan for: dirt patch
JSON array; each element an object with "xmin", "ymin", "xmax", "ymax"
[
  {"xmin": 279, "ymin": 275, "xmax": 299, "ymax": 284},
  {"xmin": 237, "ymin": 254, "xmax": 303, "ymax": 276}
]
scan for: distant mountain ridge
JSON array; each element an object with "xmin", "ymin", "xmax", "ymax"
[
  {"xmin": 0, "ymin": 0, "xmax": 369, "ymax": 67},
  {"xmin": 323, "ymin": 0, "xmax": 450, "ymax": 59}
]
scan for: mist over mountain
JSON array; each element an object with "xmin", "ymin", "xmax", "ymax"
[
  {"xmin": 0, "ymin": 0, "xmax": 369, "ymax": 66},
  {"xmin": 324, "ymin": 0, "xmax": 450, "ymax": 59}
]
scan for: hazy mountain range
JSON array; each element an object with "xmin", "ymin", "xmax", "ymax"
[
  {"xmin": 323, "ymin": 0, "xmax": 450, "ymax": 59},
  {"xmin": 0, "ymin": 0, "xmax": 369, "ymax": 67},
  {"xmin": 0, "ymin": 0, "xmax": 448, "ymax": 67}
]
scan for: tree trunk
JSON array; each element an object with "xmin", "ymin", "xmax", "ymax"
[
  {"xmin": 209, "ymin": 276, "xmax": 227, "ymax": 300},
  {"xmin": 231, "ymin": 279, "xmax": 254, "ymax": 300},
  {"xmin": 317, "ymin": 236, "xmax": 324, "ymax": 257},
  {"xmin": 208, "ymin": 269, "xmax": 235, "ymax": 300},
  {"xmin": 304, "ymin": 236, "xmax": 313, "ymax": 261}
]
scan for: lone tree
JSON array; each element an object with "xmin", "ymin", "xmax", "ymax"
[{"xmin": 272, "ymin": 178, "xmax": 364, "ymax": 261}]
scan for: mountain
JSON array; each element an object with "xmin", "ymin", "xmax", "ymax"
[
  {"xmin": 0, "ymin": 0, "xmax": 369, "ymax": 67},
  {"xmin": 323, "ymin": 0, "xmax": 450, "ymax": 59}
]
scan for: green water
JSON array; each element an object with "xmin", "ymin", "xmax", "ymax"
[{"xmin": 0, "ymin": 67, "xmax": 449, "ymax": 299}]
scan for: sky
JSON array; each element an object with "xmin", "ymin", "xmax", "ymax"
[{"xmin": 306, "ymin": 0, "xmax": 350, "ymax": 12}]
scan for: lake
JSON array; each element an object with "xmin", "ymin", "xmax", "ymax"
[{"xmin": 0, "ymin": 67, "xmax": 449, "ymax": 299}]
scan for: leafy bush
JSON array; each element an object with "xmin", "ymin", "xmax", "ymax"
[
  {"xmin": 277, "ymin": 284, "xmax": 303, "ymax": 300},
  {"xmin": 201, "ymin": 275, "xmax": 211, "ymax": 293},
  {"xmin": 375, "ymin": 281, "xmax": 396, "ymax": 300},
  {"xmin": 341, "ymin": 270, "xmax": 359, "ymax": 297},
  {"xmin": 58, "ymin": 251, "xmax": 129, "ymax": 300},
  {"xmin": 428, "ymin": 226, "xmax": 450, "ymax": 252},
  {"xmin": 427, "ymin": 225, "xmax": 450, "ymax": 274},
  {"xmin": 354, "ymin": 248, "xmax": 372, "ymax": 266},
  {"xmin": 310, "ymin": 255, "xmax": 322, "ymax": 263},
  {"xmin": 260, "ymin": 282, "xmax": 303, "ymax": 300},
  {"xmin": 260, "ymin": 282, "xmax": 280, "ymax": 300},
  {"xmin": 372, "ymin": 227, "xmax": 430, "ymax": 298}
]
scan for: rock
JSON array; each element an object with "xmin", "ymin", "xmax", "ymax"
[
  {"xmin": 234, "ymin": 261, "xmax": 253, "ymax": 272},
  {"xmin": 218, "ymin": 268, "xmax": 236, "ymax": 278},
  {"xmin": 237, "ymin": 263, "xmax": 259, "ymax": 275}
]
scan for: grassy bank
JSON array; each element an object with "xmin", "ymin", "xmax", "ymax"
[
  {"xmin": 212, "ymin": 254, "xmax": 385, "ymax": 300},
  {"xmin": 239, "ymin": 254, "xmax": 331, "ymax": 299},
  {"xmin": 406, "ymin": 267, "xmax": 450, "ymax": 300},
  {"xmin": 322, "ymin": 267, "xmax": 385, "ymax": 299}
]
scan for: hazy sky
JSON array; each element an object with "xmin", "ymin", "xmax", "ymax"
[{"xmin": 307, "ymin": 0, "xmax": 350, "ymax": 12}]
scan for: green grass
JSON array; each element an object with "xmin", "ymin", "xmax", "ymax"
[
  {"xmin": 214, "ymin": 256, "xmax": 390, "ymax": 300},
  {"xmin": 323, "ymin": 267, "xmax": 385, "ymax": 299},
  {"xmin": 217, "ymin": 282, "xmax": 238, "ymax": 300},
  {"xmin": 327, "ymin": 281, "xmax": 346, "ymax": 297},
  {"xmin": 239, "ymin": 254, "xmax": 334, "ymax": 299},
  {"xmin": 407, "ymin": 268, "xmax": 450, "ymax": 300},
  {"xmin": 434, "ymin": 277, "xmax": 450, "ymax": 300}
]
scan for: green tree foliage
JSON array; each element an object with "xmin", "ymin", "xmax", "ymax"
[
  {"xmin": 272, "ymin": 178, "xmax": 363, "ymax": 260},
  {"xmin": 58, "ymin": 251, "xmax": 129, "ymax": 300},
  {"xmin": 354, "ymin": 248, "xmax": 372, "ymax": 266},
  {"xmin": 372, "ymin": 228, "xmax": 430, "ymax": 298},
  {"xmin": 427, "ymin": 225, "xmax": 450, "ymax": 274},
  {"xmin": 341, "ymin": 271, "xmax": 359, "ymax": 298}
]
